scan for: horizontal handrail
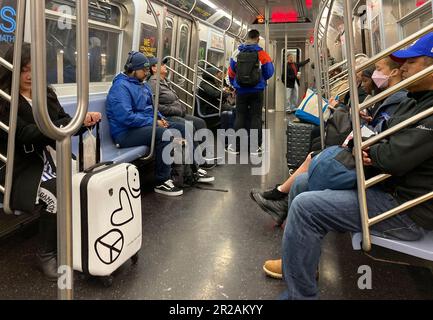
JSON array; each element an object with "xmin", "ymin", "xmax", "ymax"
[
  {"xmin": 196, "ymin": 94, "xmax": 220, "ymax": 111},
  {"xmin": 197, "ymin": 65, "xmax": 224, "ymax": 84},
  {"xmin": 164, "ymin": 56, "xmax": 195, "ymax": 73},
  {"xmin": 0, "ymin": 153, "xmax": 6, "ymax": 163},
  {"xmin": 0, "ymin": 121, "xmax": 9, "ymax": 133},
  {"xmin": 165, "ymin": 65, "xmax": 194, "ymax": 85},
  {"xmin": 170, "ymin": 81, "xmax": 194, "ymax": 97},
  {"xmin": 362, "ymin": 105, "xmax": 433, "ymax": 148},
  {"xmin": 198, "ymin": 60, "xmax": 223, "ymax": 72},
  {"xmin": 0, "ymin": 57, "xmax": 13, "ymax": 71},
  {"xmin": 365, "ymin": 173, "xmax": 392, "ymax": 189},
  {"xmin": 197, "ymin": 75, "xmax": 222, "ymax": 92},
  {"xmin": 329, "ymin": 53, "xmax": 368, "ymax": 73},
  {"xmin": 0, "ymin": 90, "xmax": 11, "ymax": 103},
  {"xmin": 369, "ymin": 191, "xmax": 433, "ymax": 227}
]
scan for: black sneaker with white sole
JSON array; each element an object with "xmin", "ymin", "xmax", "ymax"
[
  {"xmin": 196, "ymin": 168, "xmax": 215, "ymax": 183},
  {"xmin": 154, "ymin": 180, "xmax": 184, "ymax": 196}
]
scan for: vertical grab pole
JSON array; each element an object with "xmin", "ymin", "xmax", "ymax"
[
  {"xmin": 313, "ymin": 1, "xmax": 328, "ymax": 150},
  {"xmin": 322, "ymin": 0, "xmax": 334, "ymax": 99},
  {"xmin": 264, "ymin": 0, "xmax": 270, "ymax": 129},
  {"xmin": 284, "ymin": 32, "xmax": 288, "ymax": 113},
  {"xmin": 342, "ymin": 0, "xmax": 371, "ymax": 251},
  {"xmin": 141, "ymin": 1, "xmax": 166, "ymax": 161},
  {"xmin": 4, "ymin": 0, "xmax": 26, "ymax": 215},
  {"xmin": 192, "ymin": 19, "xmax": 200, "ymax": 116},
  {"xmin": 31, "ymin": 0, "xmax": 90, "ymax": 300}
]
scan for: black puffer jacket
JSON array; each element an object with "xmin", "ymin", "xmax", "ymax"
[
  {"xmin": 197, "ymin": 67, "xmax": 229, "ymax": 115},
  {"xmin": 0, "ymin": 89, "xmax": 83, "ymax": 213},
  {"xmin": 370, "ymin": 90, "xmax": 433, "ymax": 229}
]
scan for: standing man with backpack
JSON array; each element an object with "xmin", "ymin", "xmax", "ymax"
[{"xmin": 227, "ymin": 29, "xmax": 275, "ymax": 155}]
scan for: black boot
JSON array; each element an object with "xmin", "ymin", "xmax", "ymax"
[{"xmin": 37, "ymin": 213, "xmax": 58, "ymax": 281}]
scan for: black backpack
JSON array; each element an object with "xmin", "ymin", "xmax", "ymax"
[{"xmin": 236, "ymin": 51, "xmax": 261, "ymax": 87}]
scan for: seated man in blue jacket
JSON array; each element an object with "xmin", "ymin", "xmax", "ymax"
[{"xmin": 106, "ymin": 51, "xmax": 185, "ymax": 196}]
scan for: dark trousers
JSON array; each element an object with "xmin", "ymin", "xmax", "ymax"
[
  {"xmin": 168, "ymin": 114, "xmax": 208, "ymax": 163},
  {"xmin": 234, "ymin": 91, "xmax": 264, "ymax": 150},
  {"xmin": 115, "ymin": 122, "xmax": 186, "ymax": 185}
]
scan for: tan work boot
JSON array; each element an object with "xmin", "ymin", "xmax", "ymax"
[
  {"xmin": 263, "ymin": 259, "xmax": 320, "ymax": 281},
  {"xmin": 263, "ymin": 259, "xmax": 283, "ymax": 279}
]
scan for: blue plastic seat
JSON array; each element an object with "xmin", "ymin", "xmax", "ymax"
[
  {"xmin": 352, "ymin": 230, "xmax": 433, "ymax": 261},
  {"xmin": 59, "ymin": 93, "xmax": 149, "ymax": 164}
]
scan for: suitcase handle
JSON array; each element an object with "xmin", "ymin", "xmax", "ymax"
[{"xmin": 84, "ymin": 161, "xmax": 114, "ymax": 174}]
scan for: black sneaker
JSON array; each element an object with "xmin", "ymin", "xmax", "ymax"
[
  {"xmin": 196, "ymin": 169, "xmax": 215, "ymax": 183},
  {"xmin": 262, "ymin": 185, "xmax": 288, "ymax": 200},
  {"xmin": 250, "ymin": 189, "xmax": 288, "ymax": 226},
  {"xmin": 154, "ymin": 180, "xmax": 184, "ymax": 196}
]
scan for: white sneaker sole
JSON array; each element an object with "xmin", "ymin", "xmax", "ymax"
[
  {"xmin": 197, "ymin": 176, "xmax": 215, "ymax": 183},
  {"xmin": 154, "ymin": 188, "xmax": 184, "ymax": 197}
]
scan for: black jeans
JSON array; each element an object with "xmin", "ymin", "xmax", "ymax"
[{"xmin": 234, "ymin": 91, "xmax": 264, "ymax": 150}]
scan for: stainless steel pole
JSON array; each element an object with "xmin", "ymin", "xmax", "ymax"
[{"xmin": 342, "ymin": 0, "xmax": 371, "ymax": 251}]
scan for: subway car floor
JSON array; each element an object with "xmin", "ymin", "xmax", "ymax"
[{"xmin": 1, "ymin": 112, "xmax": 433, "ymax": 300}]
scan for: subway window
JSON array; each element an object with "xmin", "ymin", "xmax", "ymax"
[
  {"xmin": 46, "ymin": 20, "xmax": 120, "ymax": 84},
  {"xmin": 45, "ymin": 1, "xmax": 122, "ymax": 84}
]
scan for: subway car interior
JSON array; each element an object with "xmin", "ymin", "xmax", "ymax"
[{"xmin": 0, "ymin": 0, "xmax": 433, "ymax": 301}]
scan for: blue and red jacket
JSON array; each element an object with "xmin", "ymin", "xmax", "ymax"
[{"xmin": 228, "ymin": 43, "xmax": 275, "ymax": 95}]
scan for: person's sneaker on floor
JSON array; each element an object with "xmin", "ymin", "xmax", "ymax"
[
  {"xmin": 154, "ymin": 179, "xmax": 183, "ymax": 196},
  {"xmin": 263, "ymin": 259, "xmax": 282, "ymax": 279},
  {"xmin": 225, "ymin": 144, "xmax": 239, "ymax": 155},
  {"xmin": 196, "ymin": 168, "xmax": 215, "ymax": 183},
  {"xmin": 250, "ymin": 189, "xmax": 287, "ymax": 226},
  {"xmin": 261, "ymin": 185, "xmax": 287, "ymax": 200}
]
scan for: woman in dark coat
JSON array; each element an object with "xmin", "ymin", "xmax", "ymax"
[{"xmin": 0, "ymin": 43, "xmax": 101, "ymax": 280}]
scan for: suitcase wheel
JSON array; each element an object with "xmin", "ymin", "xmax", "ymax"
[
  {"xmin": 131, "ymin": 253, "xmax": 139, "ymax": 265},
  {"xmin": 101, "ymin": 275, "xmax": 114, "ymax": 288}
]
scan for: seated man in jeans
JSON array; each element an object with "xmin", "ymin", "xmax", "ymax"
[
  {"xmin": 106, "ymin": 51, "xmax": 186, "ymax": 196},
  {"xmin": 266, "ymin": 33, "xmax": 433, "ymax": 299}
]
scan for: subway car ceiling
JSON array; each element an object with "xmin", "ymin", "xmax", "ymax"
[{"xmin": 10, "ymin": 0, "xmax": 330, "ymax": 97}]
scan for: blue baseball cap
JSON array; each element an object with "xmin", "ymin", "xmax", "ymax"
[
  {"xmin": 125, "ymin": 51, "xmax": 150, "ymax": 71},
  {"xmin": 391, "ymin": 33, "xmax": 433, "ymax": 61}
]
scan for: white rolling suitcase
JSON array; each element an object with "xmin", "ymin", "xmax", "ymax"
[
  {"xmin": 72, "ymin": 124, "xmax": 142, "ymax": 284},
  {"xmin": 72, "ymin": 160, "xmax": 142, "ymax": 282}
]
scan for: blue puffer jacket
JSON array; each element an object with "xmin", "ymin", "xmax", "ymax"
[{"xmin": 106, "ymin": 73, "xmax": 163, "ymax": 140}]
